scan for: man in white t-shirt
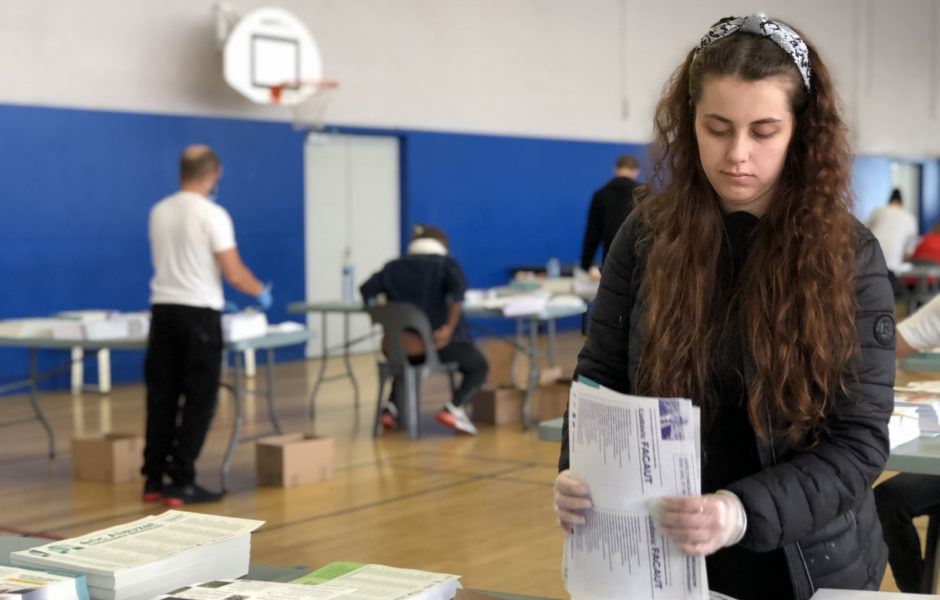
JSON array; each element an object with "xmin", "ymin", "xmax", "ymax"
[
  {"xmin": 143, "ymin": 145, "xmax": 271, "ymax": 506},
  {"xmin": 866, "ymin": 188, "xmax": 919, "ymax": 281}
]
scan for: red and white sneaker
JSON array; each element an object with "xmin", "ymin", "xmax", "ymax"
[
  {"xmin": 379, "ymin": 403, "xmax": 399, "ymax": 429},
  {"xmin": 435, "ymin": 402, "xmax": 478, "ymax": 435}
]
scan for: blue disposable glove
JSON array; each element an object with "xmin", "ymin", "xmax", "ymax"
[
  {"xmin": 256, "ymin": 283, "xmax": 273, "ymax": 311},
  {"xmin": 223, "ymin": 301, "xmax": 239, "ymax": 314}
]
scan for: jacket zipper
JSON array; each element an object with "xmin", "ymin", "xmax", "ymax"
[{"xmin": 764, "ymin": 410, "xmax": 815, "ymax": 600}]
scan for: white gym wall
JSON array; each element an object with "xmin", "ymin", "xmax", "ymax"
[{"xmin": 1, "ymin": 0, "xmax": 938, "ymax": 155}]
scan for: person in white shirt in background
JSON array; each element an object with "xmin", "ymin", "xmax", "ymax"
[
  {"xmin": 874, "ymin": 293, "xmax": 940, "ymax": 593},
  {"xmin": 143, "ymin": 144, "xmax": 271, "ymax": 506},
  {"xmin": 866, "ymin": 188, "xmax": 919, "ymax": 287}
]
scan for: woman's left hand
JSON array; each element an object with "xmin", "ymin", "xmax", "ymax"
[{"xmin": 648, "ymin": 491, "xmax": 746, "ymax": 556}]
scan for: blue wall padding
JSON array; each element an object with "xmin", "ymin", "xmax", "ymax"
[
  {"xmin": 851, "ymin": 155, "xmax": 894, "ymax": 225},
  {"xmin": 5, "ymin": 102, "xmax": 933, "ymax": 390},
  {"xmin": 921, "ymin": 161, "xmax": 940, "ymax": 234},
  {"xmin": 402, "ymin": 130, "xmax": 646, "ymax": 287},
  {"xmin": 0, "ymin": 104, "xmax": 306, "ymax": 388}
]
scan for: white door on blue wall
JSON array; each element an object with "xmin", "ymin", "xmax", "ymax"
[
  {"xmin": 891, "ymin": 161, "xmax": 922, "ymax": 229},
  {"xmin": 303, "ymin": 133, "xmax": 401, "ymax": 357}
]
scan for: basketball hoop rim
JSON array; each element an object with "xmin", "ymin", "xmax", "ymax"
[{"xmin": 269, "ymin": 79, "xmax": 338, "ymax": 104}]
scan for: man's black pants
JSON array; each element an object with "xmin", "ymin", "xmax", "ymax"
[
  {"xmin": 142, "ymin": 304, "xmax": 222, "ymax": 486},
  {"xmin": 389, "ymin": 341, "xmax": 488, "ymax": 409},
  {"xmin": 874, "ymin": 472, "xmax": 940, "ymax": 592}
]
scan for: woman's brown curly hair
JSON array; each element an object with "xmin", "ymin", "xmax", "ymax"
[{"xmin": 635, "ymin": 23, "xmax": 858, "ymax": 448}]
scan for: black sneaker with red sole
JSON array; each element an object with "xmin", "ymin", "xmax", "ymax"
[
  {"xmin": 162, "ymin": 483, "xmax": 224, "ymax": 506},
  {"xmin": 142, "ymin": 479, "xmax": 163, "ymax": 502}
]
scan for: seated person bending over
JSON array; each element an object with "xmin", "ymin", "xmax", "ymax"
[{"xmin": 360, "ymin": 224, "xmax": 488, "ymax": 435}]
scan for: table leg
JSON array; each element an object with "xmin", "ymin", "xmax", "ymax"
[
  {"xmin": 510, "ymin": 318, "xmax": 523, "ymax": 386},
  {"xmin": 97, "ymin": 348, "xmax": 111, "ymax": 394},
  {"xmin": 70, "ymin": 347, "xmax": 83, "ymax": 394},
  {"xmin": 342, "ymin": 311, "xmax": 360, "ymax": 409},
  {"xmin": 266, "ymin": 348, "xmax": 281, "ymax": 435},
  {"xmin": 244, "ymin": 348, "xmax": 256, "ymax": 378},
  {"xmin": 308, "ymin": 312, "xmax": 330, "ymax": 418},
  {"xmin": 547, "ymin": 318, "xmax": 557, "ymax": 367},
  {"xmin": 29, "ymin": 349, "xmax": 55, "ymax": 458},
  {"xmin": 221, "ymin": 351, "xmax": 244, "ymax": 493},
  {"xmin": 522, "ymin": 319, "xmax": 540, "ymax": 430}
]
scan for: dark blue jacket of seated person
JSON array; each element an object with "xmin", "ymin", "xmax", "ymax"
[{"xmin": 360, "ymin": 252, "xmax": 472, "ymax": 345}]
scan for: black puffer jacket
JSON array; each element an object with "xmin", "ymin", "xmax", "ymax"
[{"xmin": 559, "ymin": 212, "xmax": 895, "ymax": 599}]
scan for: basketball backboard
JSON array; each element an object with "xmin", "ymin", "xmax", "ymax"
[{"xmin": 222, "ymin": 7, "xmax": 323, "ymax": 105}]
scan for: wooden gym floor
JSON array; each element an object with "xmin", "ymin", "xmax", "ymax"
[{"xmin": 0, "ymin": 331, "xmax": 923, "ymax": 595}]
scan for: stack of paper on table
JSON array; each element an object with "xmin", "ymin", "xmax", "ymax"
[
  {"xmin": 290, "ymin": 562, "xmax": 461, "ymax": 600},
  {"xmin": 51, "ymin": 311, "xmax": 111, "ymax": 341},
  {"xmin": 222, "ymin": 312, "xmax": 268, "ymax": 342},
  {"xmin": 0, "ymin": 563, "xmax": 89, "ymax": 600},
  {"xmin": 482, "ymin": 292, "xmax": 550, "ymax": 317},
  {"xmin": 563, "ymin": 379, "xmax": 707, "ymax": 600},
  {"xmin": 50, "ymin": 311, "xmax": 145, "ymax": 342},
  {"xmin": 266, "ymin": 321, "xmax": 305, "ymax": 335},
  {"xmin": 148, "ymin": 579, "xmax": 353, "ymax": 600},
  {"xmin": 546, "ymin": 294, "xmax": 587, "ymax": 311},
  {"xmin": 10, "ymin": 511, "xmax": 263, "ymax": 600},
  {"xmin": 893, "ymin": 386, "xmax": 940, "ymax": 436},
  {"xmin": 572, "ymin": 271, "xmax": 600, "ymax": 300},
  {"xmin": 0, "ymin": 318, "xmax": 64, "ymax": 339},
  {"xmin": 889, "ymin": 405, "xmax": 922, "ymax": 448},
  {"xmin": 119, "ymin": 312, "xmax": 150, "ymax": 338}
]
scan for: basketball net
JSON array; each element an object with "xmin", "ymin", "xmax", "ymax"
[{"xmin": 269, "ymin": 79, "xmax": 338, "ymax": 133}]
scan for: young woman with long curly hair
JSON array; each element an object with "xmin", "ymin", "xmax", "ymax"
[{"xmin": 553, "ymin": 15, "xmax": 895, "ymax": 600}]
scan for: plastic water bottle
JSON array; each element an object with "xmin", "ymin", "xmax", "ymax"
[
  {"xmin": 342, "ymin": 247, "xmax": 356, "ymax": 304},
  {"xmin": 546, "ymin": 257, "xmax": 561, "ymax": 278}
]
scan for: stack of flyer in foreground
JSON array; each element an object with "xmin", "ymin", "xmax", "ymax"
[
  {"xmin": 10, "ymin": 511, "xmax": 263, "ymax": 600},
  {"xmin": 149, "ymin": 579, "xmax": 354, "ymax": 600},
  {"xmin": 291, "ymin": 562, "xmax": 461, "ymax": 600},
  {"xmin": 0, "ymin": 563, "xmax": 89, "ymax": 600},
  {"xmin": 563, "ymin": 379, "xmax": 706, "ymax": 600}
]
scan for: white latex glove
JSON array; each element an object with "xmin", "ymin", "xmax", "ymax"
[
  {"xmin": 647, "ymin": 490, "xmax": 747, "ymax": 556},
  {"xmin": 553, "ymin": 469, "xmax": 592, "ymax": 536}
]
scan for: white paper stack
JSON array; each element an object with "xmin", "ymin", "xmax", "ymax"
[
  {"xmin": 483, "ymin": 292, "xmax": 550, "ymax": 317},
  {"xmin": 119, "ymin": 312, "xmax": 150, "ymax": 337},
  {"xmin": 563, "ymin": 380, "xmax": 707, "ymax": 600},
  {"xmin": 56, "ymin": 311, "xmax": 113, "ymax": 323},
  {"xmin": 0, "ymin": 318, "xmax": 63, "ymax": 339},
  {"xmin": 0, "ymin": 562, "xmax": 89, "ymax": 600},
  {"xmin": 546, "ymin": 294, "xmax": 588, "ymax": 311},
  {"xmin": 82, "ymin": 320, "xmax": 130, "ymax": 341},
  {"xmin": 50, "ymin": 311, "xmax": 145, "ymax": 342},
  {"xmin": 10, "ymin": 511, "xmax": 263, "ymax": 600},
  {"xmin": 889, "ymin": 405, "xmax": 921, "ymax": 448},
  {"xmin": 51, "ymin": 311, "xmax": 112, "ymax": 340},
  {"xmin": 893, "ymin": 394, "xmax": 940, "ymax": 436},
  {"xmin": 50, "ymin": 320, "xmax": 87, "ymax": 341},
  {"xmin": 266, "ymin": 321, "xmax": 304, "ymax": 335},
  {"xmin": 149, "ymin": 579, "xmax": 353, "ymax": 600},
  {"xmin": 222, "ymin": 312, "xmax": 268, "ymax": 341},
  {"xmin": 289, "ymin": 562, "xmax": 461, "ymax": 600}
]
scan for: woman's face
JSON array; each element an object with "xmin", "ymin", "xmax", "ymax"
[{"xmin": 694, "ymin": 75, "xmax": 794, "ymax": 217}]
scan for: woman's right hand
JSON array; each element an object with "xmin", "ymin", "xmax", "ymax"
[{"xmin": 554, "ymin": 469, "xmax": 592, "ymax": 536}]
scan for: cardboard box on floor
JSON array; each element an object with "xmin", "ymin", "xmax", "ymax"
[
  {"xmin": 473, "ymin": 385, "xmax": 525, "ymax": 425},
  {"xmin": 482, "ymin": 339, "xmax": 564, "ymax": 389},
  {"xmin": 536, "ymin": 379, "xmax": 572, "ymax": 422},
  {"xmin": 71, "ymin": 433, "xmax": 143, "ymax": 483},
  {"xmin": 256, "ymin": 433, "xmax": 333, "ymax": 487}
]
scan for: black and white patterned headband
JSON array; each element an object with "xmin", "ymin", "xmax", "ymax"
[{"xmin": 692, "ymin": 14, "xmax": 811, "ymax": 90}]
